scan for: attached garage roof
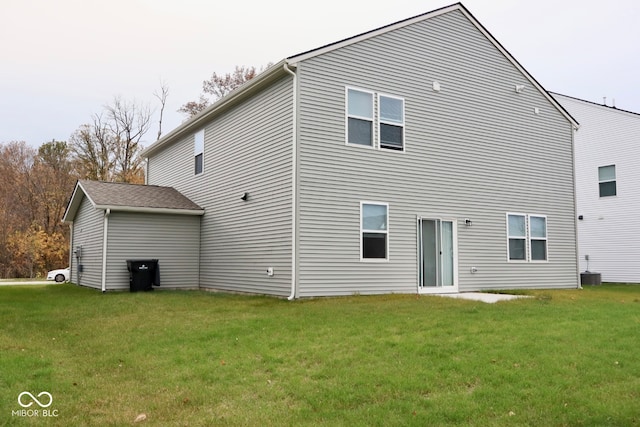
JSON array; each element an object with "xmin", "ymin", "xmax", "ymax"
[{"xmin": 63, "ymin": 180, "xmax": 204, "ymax": 222}]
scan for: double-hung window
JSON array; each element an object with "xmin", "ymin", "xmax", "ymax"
[
  {"xmin": 346, "ymin": 87, "xmax": 405, "ymax": 151},
  {"xmin": 529, "ymin": 215, "xmax": 547, "ymax": 261},
  {"xmin": 507, "ymin": 214, "xmax": 527, "ymax": 261},
  {"xmin": 379, "ymin": 94, "xmax": 404, "ymax": 150},
  {"xmin": 507, "ymin": 213, "xmax": 548, "ymax": 262},
  {"xmin": 347, "ymin": 88, "xmax": 374, "ymax": 147},
  {"xmin": 598, "ymin": 165, "xmax": 616, "ymax": 197},
  {"xmin": 361, "ymin": 202, "xmax": 388, "ymax": 260},
  {"xmin": 194, "ymin": 129, "xmax": 204, "ymax": 175}
]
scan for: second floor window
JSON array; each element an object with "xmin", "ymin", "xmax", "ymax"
[
  {"xmin": 346, "ymin": 87, "xmax": 405, "ymax": 151},
  {"xmin": 347, "ymin": 88, "xmax": 374, "ymax": 147},
  {"xmin": 194, "ymin": 129, "xmax": 204, "ymax": 175},
  {"xmin": 379, "ymin": 95, "xmax": 404, "ymax": 150},
  {"xmin": 598, "ymin": 165, "xmax": 616, "ymax": 197}
]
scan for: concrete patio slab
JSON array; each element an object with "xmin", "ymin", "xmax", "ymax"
[{"xmin": 436, "ymin": 292, "xmax": 530, "ymax": 303}]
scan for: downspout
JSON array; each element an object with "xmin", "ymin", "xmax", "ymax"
[
  {"xmin": 283, "ymin": 62, "xmax": 297, "ymax": 300},
  {"xmin": 68, "ymin": 223, "xmax": 74, "ymax": 282},
  {"xmin": 101, "ymin": 208, "xmax": 111, "ymax": 293},
  {"xmin": 570, "ymin": 126, "xmax": 582, "ymax": 289}
]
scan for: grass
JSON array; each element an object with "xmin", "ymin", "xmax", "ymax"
[{"xmin": 1, "ymin": 284, "xmax": 639, "ymax": 426}]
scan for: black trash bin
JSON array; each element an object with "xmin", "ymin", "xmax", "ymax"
[{"xmin": 126, "ymin": 259, "xmax": 160, "ymax": 292}]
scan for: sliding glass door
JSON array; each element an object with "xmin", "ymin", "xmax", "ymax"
[{"xmin": 418, "ymin": 218, "xmax": 457, "ymax": 292}]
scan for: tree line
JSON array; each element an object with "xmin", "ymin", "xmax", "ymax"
[
  {"xmin": 0, "ymin": 93, "xmax": 165, "ymax": 278},
  {"xmin": 1, "ymin": 66, "xmax": 260, "ymax": 278}
]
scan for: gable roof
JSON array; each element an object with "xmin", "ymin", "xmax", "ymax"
[
  {"xmin": 141, "ymin": 2, "xmax": 577, "ymax": 158},
  {"xmin": 551, "ymin": 92, "xmax": 640, "ymax": 117},
  {"xmin": 286, "ymin": 2, "xmax": 577, "ymax": 129},
  {"xmin": 62, "ymin": 180, "xmax": 204, "ymax": 223}
]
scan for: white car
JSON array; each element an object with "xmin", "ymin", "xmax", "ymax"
[{"xmin": 47, "ymin": 268, "xmax": 70, "ymax": 283}]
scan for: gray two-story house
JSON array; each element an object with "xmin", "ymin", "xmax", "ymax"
[{"xmin": 65, "ymin": 3, "xmax": 580, "ymax": 297}]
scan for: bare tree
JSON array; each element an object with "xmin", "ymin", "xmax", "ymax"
[
  {"xmin": 154, "ymin": 80, "xmax": 170, "ymax": 140},
  {"xmin": 70, "ymin": 115, "xmax": 115, "ymax": 182},
  {"xmin": 106, "ymin": 97, "xmax": 150, "ymax": 183},
  {"xmin": 70, "ymin": 96, "xmax": 153, "ymax": 184},
  {"xmin": 179, "ymin": 64, "xmax": 271, "ymax": 118}
]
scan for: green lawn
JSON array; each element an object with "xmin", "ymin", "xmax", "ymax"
[{"xmin": 1, "ymin": 284, "xmax": 639, "ymax": 426}]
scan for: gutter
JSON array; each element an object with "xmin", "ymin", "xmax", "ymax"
[
  {"xmin": 101, "ymin": 208, "xmax": 110, "ymax": 293},
  {"xmin": 282, "ymin": 62, "xmax": 298, "ymax": 301},
  {"xmin": 68, "ymin": 222, "xmax": 74, "ymax": 283},
  {"xmin": 93, "ymin": 205, "xmax": 205, "ymax": 216}
]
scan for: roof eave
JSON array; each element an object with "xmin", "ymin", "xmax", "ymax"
[
  {"xmin": 141, "ymin": 59, "xmax": 291, "ymax": 158},
  {"xmin": 94, "ymin": 205, "xmax": 205, "ymax": 216}
]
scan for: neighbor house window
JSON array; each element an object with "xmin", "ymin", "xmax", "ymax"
[
  {"xmin": 507, "ymin": 213, "xmax": 548, "ymax": 262},
  {"xmin": 347, "ymin": 88, "xmax": 374, "ymax": 147},
  {"xmin": 194, "ymin": 129, "xmax": 204, "ymax": 175},
  {"xmin": 346, "ymin": 87, "xmax": 405, "ymax": 151},
  {"xmin": 379, "ymin": 94, "xmax": 404, "ymax": 151},
  {"xmin": 598, "ymin": 165, "xmax": 616, "ymax": 197},
  {"xmin": 361, "ymin": 202, "xmax": 388, "ymax": 260}
]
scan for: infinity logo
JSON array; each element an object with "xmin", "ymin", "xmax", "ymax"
[{"xmin": 18, "ymin": 391, "xmax": 53, "ymax": 408}]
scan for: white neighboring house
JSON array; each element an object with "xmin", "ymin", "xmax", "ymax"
[{"xmin": 553, "ymin": 93, "xmax": 640, "ymax": 283}]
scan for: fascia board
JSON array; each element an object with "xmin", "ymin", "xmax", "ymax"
[{"xmin": 94, "ymin": 205, "xmax": 205, "ymax": 216}]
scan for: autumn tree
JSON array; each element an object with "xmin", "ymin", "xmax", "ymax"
[
  {"xmin": 179, "ymin": 64, "xmax": 271, "ymax": 118},
  {"xmin": 0, "ymin": 142, "xmax": 35, "ymax": 276},
  {"xmin": 0, "ymin": 141, "xmax": 75, "ymax": 277},
  {"xmin": 34, "ymin": 140, "xmax": 78, "ymax": 235},
  {"xmin": 7, "ymin": 225, "xmax": 67, "ymax": 279}
]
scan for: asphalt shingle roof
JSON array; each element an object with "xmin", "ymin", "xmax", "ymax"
[{"xmin": 78, "ymin": 180, "xmax": 203, "ymax": 211}]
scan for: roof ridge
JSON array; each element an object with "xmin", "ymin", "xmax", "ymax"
[
  {"xmin": 287, "ymin": 3, "xmax": 461, "ymax": 62},
  {"xmin": 551, "ymin": 91, "xmax": 640, "ymax": 116}
]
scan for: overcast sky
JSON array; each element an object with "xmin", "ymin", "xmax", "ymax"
[{"xmin": 2, "ymin": 0, "xmax": 639, "ymax": 148}]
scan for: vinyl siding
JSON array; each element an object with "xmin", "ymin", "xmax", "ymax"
[
  {"xmin": 555, "ymin": 94, "xmax": 640, "ymax": 283},
  {"xmin": 295, "ymin": 10, "xmax": 578, "ymax": 296},
  {"xmin": 70, "ymin": 195, "xmax": 104, "ymax": 289},
  {"xmin": 148, "ymin": 76, "xmax": 293, "ymax": 296},
  {"xmin": 104, "ymin": 212, "xmax": 201, "ymax": 290}
]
